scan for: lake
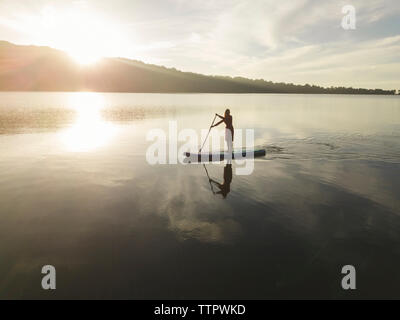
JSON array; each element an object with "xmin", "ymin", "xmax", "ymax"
[{"xmin": 0, "ymin": 92, "xmax": 399, "ymax": 299}]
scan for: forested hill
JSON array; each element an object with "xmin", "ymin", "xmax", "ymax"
[{"xmin": 0, "ymin": 41, "xmax": 396, "ymax": 94}]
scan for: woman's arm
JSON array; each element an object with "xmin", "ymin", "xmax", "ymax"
[
  {"xmin": 216, "ymin": 113, "xmax": 224, "ymax": 120},
  {"xmin": 212, "ymin": 119, "xmax": 224, "ymax": 127}
]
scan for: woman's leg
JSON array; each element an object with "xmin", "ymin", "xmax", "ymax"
[{"xmin": 226, "ymin": 128, "xmax": 233, "ymax": 157}]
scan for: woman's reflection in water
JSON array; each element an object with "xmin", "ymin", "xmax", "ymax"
[{"xmin": 209, "ymin": 164, "xmax": 232, "ymax": 199}]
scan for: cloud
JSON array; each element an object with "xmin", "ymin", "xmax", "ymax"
[{"xmin": 0, "ymin": 0, "xmax": 399, "ymax": 89}]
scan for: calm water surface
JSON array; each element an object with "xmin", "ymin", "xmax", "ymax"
[{"xmin": 0, "ymin": 92, "xmax": 399, "ymax": 299}]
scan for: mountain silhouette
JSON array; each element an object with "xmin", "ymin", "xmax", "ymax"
[{"xmin": 0, "ymin": 41, "xmax": 395, "ymax": 94}]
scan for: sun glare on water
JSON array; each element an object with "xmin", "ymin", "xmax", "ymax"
[{"xmin": 60, "ymin": 93, "xmax": 117, "ymax": 152}]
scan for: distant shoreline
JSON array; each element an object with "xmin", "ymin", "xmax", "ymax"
[
  {"xmin": 0, "ymin": 41, "xmax": 398, "ymax": 95},
  {"xmin": 0, "ymin": 90, "xmax": 398, "ymax": 96}
]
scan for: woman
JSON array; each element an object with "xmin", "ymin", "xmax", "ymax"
[{"xmin": 212, "ymin": 109, "xmax": 234, "ymax": 154}]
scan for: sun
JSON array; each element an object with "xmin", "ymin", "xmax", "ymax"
[
  {"xmin": 68, "ymin": 50, "xmax": 102, "ymax": 65},
  {"xmin": 32, "ymin": 4, "xmax": 126, "ymax": 65}
]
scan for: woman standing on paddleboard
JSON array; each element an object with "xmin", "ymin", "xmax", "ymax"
[{"xmin": 212, "ymin": 109, "xmax": 234, "ymax": 155}]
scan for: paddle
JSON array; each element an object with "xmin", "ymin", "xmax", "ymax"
[{"xmin": 199, "ymin": 114, "xmax": 217, "ymax": 153}]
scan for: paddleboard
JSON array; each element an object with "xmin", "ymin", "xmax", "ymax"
[{"xmin": 184, "ymin": 149, "xmax": 266, "ymax": 163}]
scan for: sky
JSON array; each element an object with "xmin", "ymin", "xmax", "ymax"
[{"xmin": 0, "ymin": 0, "xmax": 399, "ymax": 89}]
